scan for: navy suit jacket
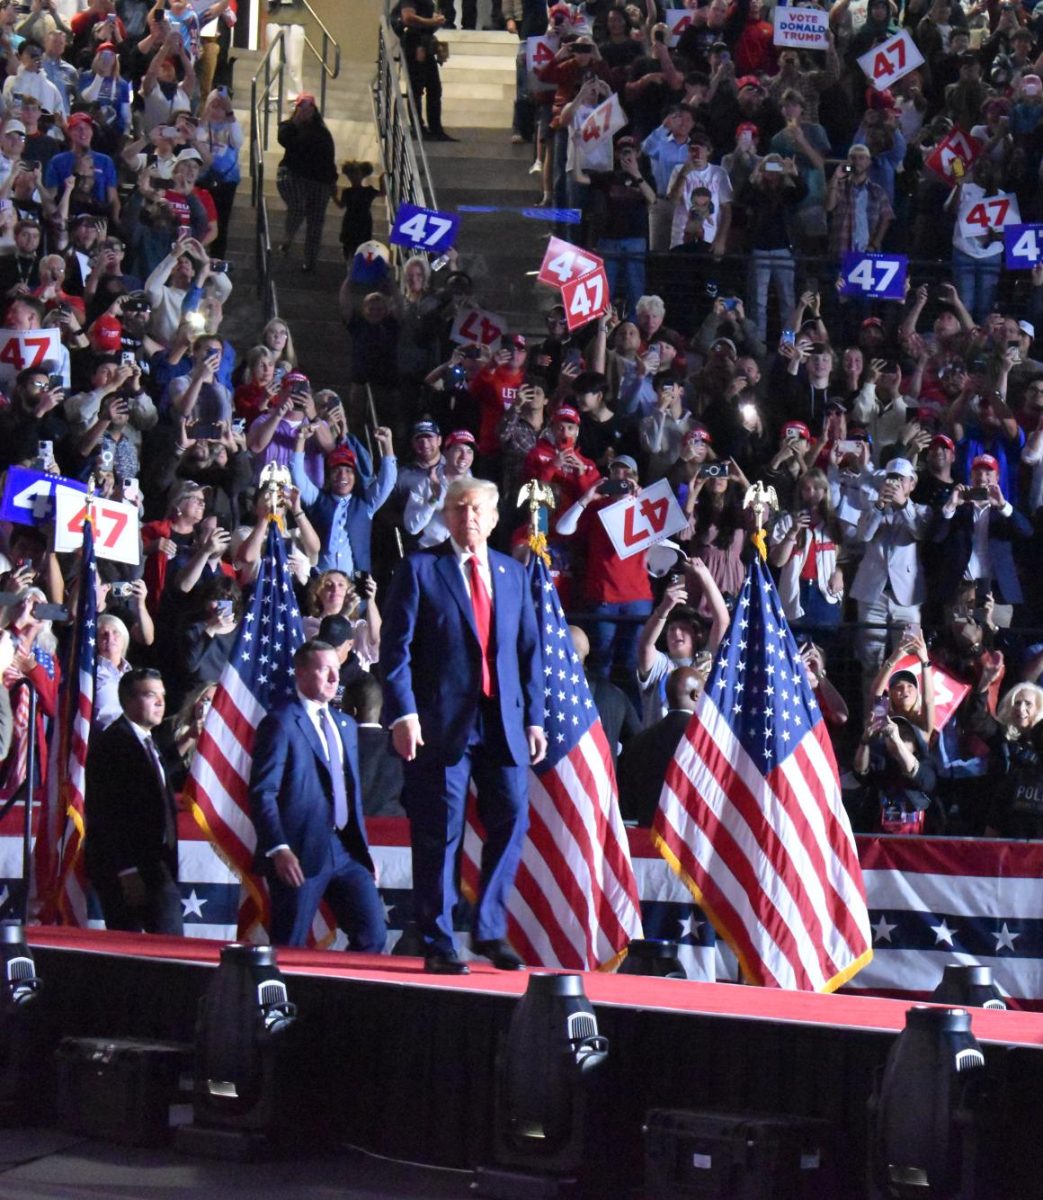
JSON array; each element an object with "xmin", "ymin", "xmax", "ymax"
[
  {"xmin": 379, "ymin": 542, "xmax": 544, "ymax": 765},
  {"xmin": 929, "ymin": 502, "xmax": 1032, "ymax": 605},
  {"xmin": 249, "ymin": 698, "xmax": 374, "ymax": 878}
]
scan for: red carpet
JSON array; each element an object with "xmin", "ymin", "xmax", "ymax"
[{"xmin": 26, "ymin": 923, "xmax": 1043, "ymax": 1048}]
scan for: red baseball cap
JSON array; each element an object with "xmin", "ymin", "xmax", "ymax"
[
  {"xmin": 684, "ymin": 427, "xmax": 712, "ymax": 445},
  {"xmin": 930, "ymin": 433, "xmax": 955, "ymax": 451},
  {"xmin": 780, "ymin": 420, "xmax": 811, "ymax": 441},
  {"xmin": 971, "ymin": 454, "xmax": 999, "ymax": 472},
  {"xmin": 444, "ymin": 429, "xmax": 476, "ymax": 449},
  {"xmin": 326, "ymin": 446, "xmax": 357, "ymax": 469},
  {"xmin": 736, "ymin": 75, "xmax": 765, "ymax": 91},
  {"xmin": 89, "ymin": 314, "xmax": 121, "ymax": 352},
  {"xmin": 553, "ymin": 404, "xmax": 581, "ymax": 424}
]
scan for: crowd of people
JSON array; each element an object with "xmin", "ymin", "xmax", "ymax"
[
  {"xmin": 1, "ymin": 0, "xmax": 1043, "ymax": 942},
  {"xmin": 378, "ymin": 0, "xmax": 1043, "ymax": 848}
]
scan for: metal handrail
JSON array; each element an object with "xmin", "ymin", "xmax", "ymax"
[
  {"xmin": 249, "ymin": 28, "xmax": 285, "ymax": 321},
  {"xmin": 374, "ymin": 19, "xmax": 438, "ymax": 219},
  {"xmin": 296, "ymin": 0, "xmax": 341, "ymax": 114}
]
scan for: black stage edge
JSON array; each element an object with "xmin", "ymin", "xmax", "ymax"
[{"xmin": 23, "ymin": 942, "xmax": 1043, "ymax": 1200}]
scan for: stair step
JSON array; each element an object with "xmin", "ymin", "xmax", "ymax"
[
  {"xmin": 440, "ymin": 101, "xmax": 513, "ymax": 127},
  {"xmin": 442, "ymin": 80, "xmax": 514, "ymax": 101},
  {"xmin": 439, "ymin": 29, "xmax": 519, "ymax": 54},
  {"xmin": 442, "ymin": 54, "xmax": 516, "ymax": 75}
]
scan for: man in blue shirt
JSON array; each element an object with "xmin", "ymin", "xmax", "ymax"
[
  {"xmin": 641, "ymin": 105, "xmax": 694, "ymax": 251},
  {"xmin": 43, "ymin": 111, "xmax": 119, "ymax": 224},
  {"xmin": 291, "ymin": 435, "xmax": 397, "ymax": 574}
]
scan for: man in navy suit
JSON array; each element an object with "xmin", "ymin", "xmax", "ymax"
[
  {"xmin": 380, "ymin": 478, "xmax": 547, "ymax": 974},
  {"xmin": 249, "ymin": 640, "xmax": 386, "ymax": 950}
]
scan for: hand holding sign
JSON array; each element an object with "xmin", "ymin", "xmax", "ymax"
[
  {"xmin": 958, "ymin": 191, "xmax": 1021, "ymax": 240},
  {"xmin": 598, "ymin": 478, "xmax": 688, "ymax": 561},
  {"xmin": 538, "ymin": 236, "xmax": 603, "ymax": 288},
  {"xmin": 841, "ymin": 252, "xmax": 908, "ymax": 300},
  {"xmin": 389, "ymin": 202, "xmax": 459, "ymax": 254},
  {"xmin": 857, "ymin": 29, "xmax": 924, "ymax": 91}
]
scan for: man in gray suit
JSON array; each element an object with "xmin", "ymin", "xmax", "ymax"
[{"xmin": 850, "ymin": 457, "xmax": 931, "ymax": 684}]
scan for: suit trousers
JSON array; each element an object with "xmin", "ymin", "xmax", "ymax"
[
  {"xmin": 95, "ymin": 863, "xmax": 183, "ymax": 936},
  {"xmin": 269, "ymin": 832, "xmax": 386, "ymax": 951},
  {"xmin": 856, "ymin": 592, "xmax": 921, "ymax": 678},
  {"xmin": 403, "ymin": 698, "xmax": 529, "ymax": 954}
]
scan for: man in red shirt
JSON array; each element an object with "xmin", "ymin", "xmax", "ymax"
[
  {"xmin": 522, "ymin": 403, "xmax": 601, "ymax": 514},
  {"xmin": 554, "ymin": 454, "xmax": 653, "ymax": 701},
  {"xmin": 470, "ymin": 332, "xmax": 527, "ymax": 473}
]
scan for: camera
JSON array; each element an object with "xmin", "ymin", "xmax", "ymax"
[
  {"xmin": 597, "ymin": 477, "xmax": 633, "ymax": 497},
  {"xmin": 966, "ymin": 486, "xmax": 989, "ymax": 501},
  {"xmin": 352, "ymin": 570, "xmax": 372, "ymax": 590},
  {"xmin": 120, "ymin": 350, "xmax": 135, "ymax": 367},
  {"xmin": 231, "ymin": 417, "xmax": 246, "ymax": 436},
  {"xmin": 447, "ymin": 363, "xmax": 467, "ymax": 385},
  {"xmin": 209, "ymin": 260, "xmax": 230, "ymax": 274},
  {"xmin": 699, "ymin": 461, "xmax": 730, "ymax": 479},
  {"xmin": 214, "ymin": 599, "xmax": 233, "ymax": 619},
  {"xmin": 780, "ymin": 329, "xmax": 796, "ymax": 346},
  {"xmin": 109, "ymin": 581, "xmax": 134, "ymax": 599},
  {"xmin": 722, "ymin": 297, "xmax": 739, "ymax": 311}
]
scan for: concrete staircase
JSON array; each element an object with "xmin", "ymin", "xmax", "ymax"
[
  {"xmin": 219, "ymin": 48, "xmax": 387, "ymax": 392},
  {"xmin": 438, "ymin": 29, "xmax": 516, "ymax": 130},
  {"xmin": 218, "ymin": 32, "xmax": 559, "ymax": 391}
]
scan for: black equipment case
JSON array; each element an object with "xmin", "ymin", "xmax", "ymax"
[
  {"xmin": 643, "ymin": 1107, "xmax": 836, "ymax": 1199},
  {"xmin": 55, "ymin": 1036, "xmax": 191, "ymax": 1146}
]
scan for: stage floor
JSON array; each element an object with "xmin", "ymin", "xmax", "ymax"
[{"xmin": 0, "ymin": 1127, "xmax": 478, "ymax": 1200}]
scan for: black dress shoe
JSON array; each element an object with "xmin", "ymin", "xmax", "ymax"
[
  {"xmin": 425, "ymin": 949, "xmax": 469, "ymax": 975},
  {"xmin": 472, "ymin": 938, "xmax": 524, "ymax": 970},
  {"xmin": 423, "ymin": 129, "xmax": 459, "ymax": 142}
]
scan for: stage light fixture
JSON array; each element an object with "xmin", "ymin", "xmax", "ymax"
[
  {"xmin": 0, "ymin": 920, "xmax": 44, "ymax": 1121},
  {"xmin": 476, "ymin": 972, "xmax": 610, "ymax": 1198},
  {"xmin": 616, "ymin": 939, "xmax": 686, "ymax": 979},
  {"xmin": 867, "ymin": 1005, "xmax": 988, "ymax": 1199},
  {"xmin": 931, "ymin": 965, "xmax": 1006, "ymax": 1010},
  {"xmin": 178, "ymin": 944, "xmax": 296, "ymax": 1155}
]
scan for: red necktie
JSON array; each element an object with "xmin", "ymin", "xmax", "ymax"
[{"xmin": 468, "ymin": 554, "xmax": 494, "ymax": 698}]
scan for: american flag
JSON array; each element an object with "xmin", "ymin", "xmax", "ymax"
[
  {"xmin": 653, "ymin": 555, "xmax": 872, "ymax": 991},
  {"xmin": 184, "ymin": 521, "xmax": 304, "ymax": 941},
  {"xmin": 41, "ymin": 520, "xmax": 97, "ymax": 925},
  {"xmin": 462, "ymin": 553, "xmax": 643, "ymax": 969}
]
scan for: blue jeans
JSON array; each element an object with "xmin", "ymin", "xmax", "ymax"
[
  {"xmin": 597, "ymin": 237, "xmax": 647, "ymax": 321},
  {"xmin": 587, "ymin": 599, "xmax": 653, "ymax": 704},
  {"xmin": 952, "ymin": 248, "xmax": 1002, "ymax": 324},
  {"xmin": 748, "ymin": 248, "xmax": 796, "ymax": 342}
]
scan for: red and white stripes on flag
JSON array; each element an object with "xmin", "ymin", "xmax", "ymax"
[
  {"xmin": 654, "ymin": 557, "xmax": 871, "ymax": 992},
  {"xmin": 462, "ymin": 554, "xmax": 643, "ymax": 970},
  {"xmin": 185, "ymin": 522, "xmax": 306, "ymax": 943},
  {"xmin": 45, "ymin": 520, "xmax": 97, "ymax": 926}
]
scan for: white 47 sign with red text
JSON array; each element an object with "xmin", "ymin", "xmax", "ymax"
[
  {"xmin": 53, "ymin": 485, "xmax": 140, "ymax": 565},
  {"xmin": 958, "ymin": 191, "xmax": 1021, "ymax": 239},
  {"xmin": 598, "ymin": 478, "xmax": 688, "ymax": 561},
  {"xmin": 857, "ymin": 29, "xmax": 924, "ymax": 91}
]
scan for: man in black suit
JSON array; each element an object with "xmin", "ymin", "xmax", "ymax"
[
  {"xmin": 568, "ymin": 624, "xmax": 639, "ymax": 770},
  {"xmin": 618, "ymin": 666, "xmax": 701, "ymax": 826},
  {"xmin": 85, "ymin": 668, "xmax": 183, "ymax": 935}
]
